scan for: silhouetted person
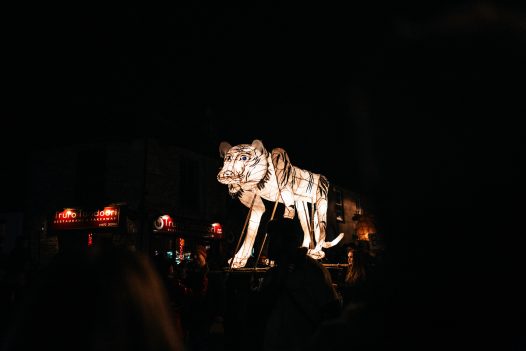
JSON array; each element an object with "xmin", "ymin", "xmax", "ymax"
[
  {"xmin": 303, "ymin": 301, "xmax": 385, "ymax": 351},
  {"xmin": 180, "ymin": 244, "xmax": 212, "ymax": 351},
  {"xmin": 3, "ymin": 236, "xmax": 30, "ymax": 305},
  {"xmin": 152, "ymin": 250, "xmax": 186, "ymax": 344},
  {"xmin": 254, "ymin": 217, "xmax": 341, "ymax": 351},
  {"xmin": 2, "ymin": 245, "xmax": 185, "ymax": 351},
  {"xmin": 304, "ymin": 240, "xmax": 387, "ymax": 351}
]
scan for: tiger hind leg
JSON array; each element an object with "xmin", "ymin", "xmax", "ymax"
[
  {"xmin": 306, "ymin": 180, "xmax": 344, "ymax": 259},
  {"xmin": 296, "ymin": 201, "xmax": 313, "ymax": 249}
]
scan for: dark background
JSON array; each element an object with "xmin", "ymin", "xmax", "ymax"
[{"xmin": 3, "ymin": 2, "xmax": 525, "ymax": 348}]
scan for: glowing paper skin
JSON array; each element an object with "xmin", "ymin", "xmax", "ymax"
[{"xmin": 217, "ymin": 139, "xmax": 344, "ymax": 268}]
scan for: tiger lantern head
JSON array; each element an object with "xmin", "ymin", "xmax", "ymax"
[{"xmin": 217, "ymin": 139, "xmax": 270, "ymax": 197}]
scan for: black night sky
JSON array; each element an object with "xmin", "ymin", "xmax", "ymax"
[{"xmin": 3, "ymin": 2, "xmax": 526, "ymax": 348}]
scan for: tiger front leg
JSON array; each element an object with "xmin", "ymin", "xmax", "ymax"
[{"xmin": 229, "ymin": 194, "xmax": 266, "ymax": 268}]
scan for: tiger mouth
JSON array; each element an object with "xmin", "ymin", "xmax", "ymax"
[{"xmin": 217, "ymin": 176, "xmax": 241, "ymax": 184}]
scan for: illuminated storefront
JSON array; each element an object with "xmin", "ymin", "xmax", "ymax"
[
  {"xmin": 151, "ymin": 213, "xmax": 223, "ymax": 267},
  {"xmin": 47, "ymin": 204, "xmax": 137, "ymax": 254}
]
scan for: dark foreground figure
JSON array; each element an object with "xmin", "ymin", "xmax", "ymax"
[
  {"xmin": 231, "ymin": 218, "xmax": 342, "ymax": 351},
  {"xmin": 2, "ymin": 245, "xmax": 185, "ymax": 351}
]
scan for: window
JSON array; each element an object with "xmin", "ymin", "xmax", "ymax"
[{"xmin": 335, "ymin": 189, "xmax": 345, "ymax": 223}]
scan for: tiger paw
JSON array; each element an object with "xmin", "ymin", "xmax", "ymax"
[
  {"xmin": 227, "ymin": 257, "xmax": 248, "ymax": 268},
  {"xmin": 307, "ymin": 249, "xmax": 325, "ymax": 260}
]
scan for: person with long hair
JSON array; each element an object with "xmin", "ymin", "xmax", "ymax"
[{"xmin": 341, "ymin": 241, "xmax": 371, "ymax": 306}]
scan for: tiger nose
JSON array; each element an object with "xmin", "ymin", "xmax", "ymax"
[{"xmin": 218, "ymin": 170, "xmax": 233, "ymax": 179}]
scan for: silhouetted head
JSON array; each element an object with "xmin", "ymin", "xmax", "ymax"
[{"xmin": 266, "ymin": 218, "xmax": 303, "ymax": 263}]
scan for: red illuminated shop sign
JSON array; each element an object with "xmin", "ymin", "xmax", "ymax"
[
  {"xmin": 153, "ymin": 215, "xmax": 177, "ymax": 233},
  {"xmin": 153, "ymin": 215, "xmax": 222, "ymax": 238},
  {"xmin": 52, "ymin": 207, "xmax": 120, "ymax": 230}
]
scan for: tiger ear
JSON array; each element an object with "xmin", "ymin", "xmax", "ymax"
[
  {"xmin": 251, "ymin": 139, "xmax": 266, "ymax": 153},
  {"xmin": 219, "ymin": 142, "xmax": 232, "ymax": 158}
]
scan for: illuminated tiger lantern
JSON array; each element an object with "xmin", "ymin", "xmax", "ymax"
[{"xmin": 217, "ymin": 139, "xmax": 344, "ymax": 268}]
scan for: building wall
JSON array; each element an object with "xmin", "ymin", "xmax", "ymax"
[
  {"xmin": 25, "ymin": 138, "xmax": 230, "ymax": 263},
  {"xmin": 328, "ymin": 184, "xmax": 359, "ymax": 245},
  {"xmin": 0, "ymin": 212, "xmax": 24, "ymax": 256},
  {"xmin": 143, "ymin": 139, "xmax": 228, "ymax": 220},
  {"xmin": 104, "ymin": 139, "xmax": 146, "ymax": 209}
]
